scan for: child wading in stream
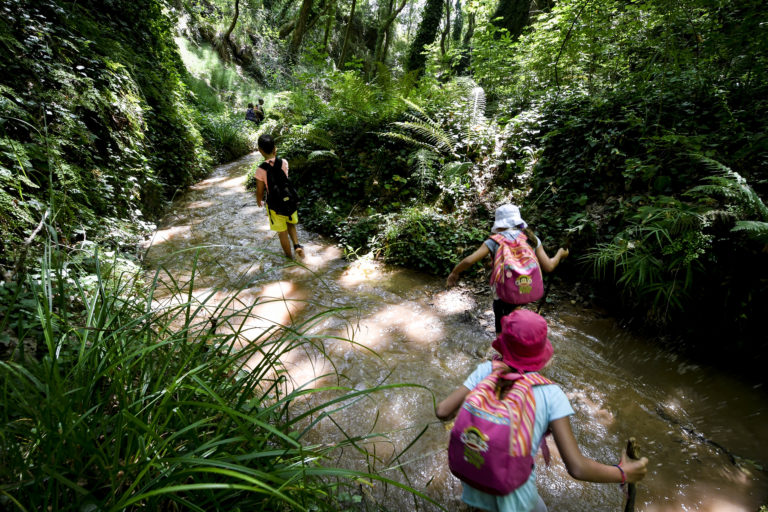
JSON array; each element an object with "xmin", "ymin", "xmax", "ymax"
[
  {"xmin": 254, "ymin": 134, "xmax": 304, "ymax": 259},
  {"xmin": 446, "ymin": 204, "xmax": 569, "ymax": 334},
  {"xmin": 437, "ymin": 309, "xmax": 649, "ymax": 512}
]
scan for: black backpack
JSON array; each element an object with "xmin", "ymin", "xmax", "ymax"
[{"xmin": 260, "ymin": 157, "xmax": 298, "ymax": 216}]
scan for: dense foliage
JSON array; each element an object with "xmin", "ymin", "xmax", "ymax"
[{"xmin": 0, "ymin": 0, "xmax": 259, "ymax": 275}]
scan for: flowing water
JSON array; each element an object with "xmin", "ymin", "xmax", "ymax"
[{"xmin": 143, "ymin": 153, "xmax": 768, "ymax": 511}]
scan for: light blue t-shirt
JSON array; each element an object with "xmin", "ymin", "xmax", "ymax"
[
  {"xmin": 484, "ymin": 229, "xmax": 541, "ymax": 256},
  {"xmin": 460, "ymin": 361, "xmax": 574, "ymax": 512}
]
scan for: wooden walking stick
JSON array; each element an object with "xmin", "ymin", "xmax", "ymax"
[{"xmin": 624, "ymin": 437, "xmax": 639, "ymax": 512}]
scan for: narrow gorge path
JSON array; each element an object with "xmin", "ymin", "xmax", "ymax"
[{"xmin": 143, "ymin": 152, "xmax": 768, "ymax": 511}]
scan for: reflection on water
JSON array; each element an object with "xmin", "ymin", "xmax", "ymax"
[{"xmin": 144, "ymin": 152, "xmax": 768, "ymax": 511}]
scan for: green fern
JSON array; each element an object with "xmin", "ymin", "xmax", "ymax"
[
  {"xmin": 688, "ymin": 156, "xmax": 768, "ymax": 243},
  {"xmin": 307, "ymin": 150, "xmax": 339, "ymax": 162},
  {"xmin": 732, "ymin": 220, "xmax": 768, "ymax": 243},
  {"xmin": 585, "ymin": 201, "xmax": 710, "ymax": 322},
  {"xmin": 412, "ymin": 148, "xmax": 439, "ymax": 199},
  {"xmin": 389, "ymin": 119, "xmax": 456, "ymax": 156}
]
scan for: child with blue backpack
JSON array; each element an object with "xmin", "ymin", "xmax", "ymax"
[
  {"xmin": 437, "ymin": 309, "xmax": 649, "ymax": 511},
  {"xmin": 446, "ymin": 204, "xmax": 570, "ymax": 333}
]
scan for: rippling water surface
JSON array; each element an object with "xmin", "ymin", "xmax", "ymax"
[{"xmin": 144, "ymin": 153, "xmax": 768, "ymax": 511}]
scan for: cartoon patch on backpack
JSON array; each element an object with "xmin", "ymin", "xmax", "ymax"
[
  {"xmin": 515, "ymin": 274, "xmax": 533, "ymax": 294},
  {"xmin": 459, "ymin": 426, "xmax": 489, "ymax": 469}
]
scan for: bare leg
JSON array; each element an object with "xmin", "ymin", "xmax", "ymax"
[
  {"xmin": 287, "ymin": 223, "xmax": 304, "ymax": 258},
  {"xmin": 277, "ymin": 230, "xmax": 292, "ymax": 258}
]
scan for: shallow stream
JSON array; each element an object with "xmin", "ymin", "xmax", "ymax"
[{"xmin": 143, "ymin": 153, "xmax": 768, "ymax": 511}]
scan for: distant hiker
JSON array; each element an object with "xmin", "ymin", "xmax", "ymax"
[
  {"xmin": 446, "ymin": 204, "xmax": 569, "ymax": 333},
  {"xmin": 245, "ymin": 103, "xmax": 258, "ymax": 123},
  {"xmin": 437, "ymin": 309, "xmax": 649, "ymax": 511},
  {"xmin": 254, "ymin": 98, "xmax": 265, "ymax": 123},
  {"xmin": 254, "ymin": 134, "xmax": 304, "ymax": 259}
]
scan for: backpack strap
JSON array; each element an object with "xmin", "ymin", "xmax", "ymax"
[
  {"xmin": 259, "ymin": 157, "xmax": 283, "ymax": 190},
  {"xmin": 496, "ymin": 370, "xmax": 554, "ymax": 458}
]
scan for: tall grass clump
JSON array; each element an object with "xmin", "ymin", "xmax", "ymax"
[{"xmin": 0, "ymin": 238, "xmax": 437, "ymax": 511}]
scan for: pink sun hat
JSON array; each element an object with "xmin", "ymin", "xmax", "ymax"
[{"xmin": 492, "ymin": 309, "xmax": 554, "ymax": 372}]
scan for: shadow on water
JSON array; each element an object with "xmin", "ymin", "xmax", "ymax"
[{"xmin": 143, "ymin": 152, "xmax": 768, "ymax": 511}]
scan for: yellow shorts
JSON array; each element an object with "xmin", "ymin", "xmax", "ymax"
[{"xmin": 267, "ymin": 208, "xmax": 298, "ymax": 232}]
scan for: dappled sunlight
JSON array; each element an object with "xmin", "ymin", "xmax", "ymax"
[
  {"xmin": 338, "ymin": 257, "xmax": 385, "ymax": 287},
  {"xmin": 644, "ymin": 490, "xmax": 758, "ymax": 512},
  {"xmin": 298, "ymin": 243, "xmax": 343, "ymax": 270},
  {"xmin": 184, "ymin": 200, "xmax": 214, "ymax": 210},
  {"xmin": 280, "ymin": 349, "xmax": 338, "ymax": 392},
  {"xmin": 147, "ymin": 225, "xmax": 192, "ymax": 245},
  {"xmin": 352, "ymin": 303, "xmax": 444, "ymax": 351},
  {"xmin": 431, "ymin": 287, "xmax": 477, "ymax": 315},
  {"xmin": 190, "ymin": 175, "xmax": 229, "ymax": 190},
  {"xmin": 566, "ymin": 389, "xmax": 615, "ymax": 427}
]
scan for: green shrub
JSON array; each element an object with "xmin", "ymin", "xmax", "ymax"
[
  {"xmin": 374, "ymin": 207, "xmax": 485, "ymax": 275},
  {"xmin": 198, "ymin": 113, "xmax": 258, "ymax": 164}
]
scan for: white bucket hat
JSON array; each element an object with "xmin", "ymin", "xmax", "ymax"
[{"xmin": 491, "ymin": 204, "xmax": 527, "ymax": 233}]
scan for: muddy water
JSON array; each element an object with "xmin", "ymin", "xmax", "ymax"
[{"xmin": 144, "ymin": 153, "xmax": 768, "ymax": 511}]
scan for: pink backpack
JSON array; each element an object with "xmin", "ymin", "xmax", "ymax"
[
  {"xmin": 489, "ymin": 232, "xmax": 544, "ymax": 304},
  {"xmin": 448, "ymin": 361, "xmax": 552, "ymax": 495}
]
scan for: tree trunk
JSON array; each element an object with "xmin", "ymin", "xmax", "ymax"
[
  {"xmin": 490, "ymin": 0, "xmax": 530, "ymax": 40},
  {"xmin": 215, "ymin": 0, "xmax": 240, "ymax": 62},
  {"xmin": 440, "ymin": 0, "xmax": 450, "ymax": 56},
  {"xmin": 223, "ymin": 0, "xmax": 240, "ymax": 42},
  {"xmin": 279, "ymin": 19, "xmax": 296, "ymax": 39},
  {"xmin": 374, "ymin": 0, "xmax": 407, "ymax": 64},
  {"xmin": 452, "ymin": 0, "xmax": 462, "ymax": 43},
  {"xmin": 338, "ymin": 0, "xmax": 358, "ymax": 67},
  {"xmin": 289, "ymin": 0, "xmax": 314, "ymax": 57},
  {"xmin": 405, "ymin": 0, "xmax": 444, "ymax": 73},
  {"xmin": 323, "ymin": 0, "xmax": 335, "ymax": 49},
  {"xmin": 455, "ymin": 11, "xmax": 473, "ymax": 73}
]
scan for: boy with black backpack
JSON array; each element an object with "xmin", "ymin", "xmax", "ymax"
[{"xmin": 254, "ymin": 134, "xmax": 304, "ymax": 259}]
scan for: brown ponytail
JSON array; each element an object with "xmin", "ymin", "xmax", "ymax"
[{"xmin": 522, "ymin": 227, "xmax": 539, "ymax": 248}]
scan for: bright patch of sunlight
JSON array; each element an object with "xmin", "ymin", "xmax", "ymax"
[
  {"xmin": 280, "ymin": 352, "xmax": 337, "ymax": 392},
  {"xmin": 566, "ymin": 389, "xmax": 614, "ymax": 427},
  {"xmin": 353, "ymin": 304, "xmax": 443, "ymax": 350},
  {"xmin": 190, "ymin": 175, "xmax": 229, "ymax": 190},
  {"xmin": 147, "ymin": 225, "xmax": 192, "ymax": 245},
  {"xmin": 339, "ymin": 256, "xmax": 384, "ymax": 287},
  {"xmin": 431, "ymin": 288, "xmax": 477, "ymax": 315},
  {"xmin": 242, "ymin": 281, "xmax": 306, "ymax": 332},
  {"xmin": 185, "ymin": 200, "xmax": 214, "ymax": 210}
]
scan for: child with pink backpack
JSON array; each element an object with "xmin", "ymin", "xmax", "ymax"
[
  {"xmin": 437, "ymin": 309, "xmax": 648, "ymax": 511},
  {"xmin": 446, "ymin": 204, "xmax": 569, "ymax": 333}
]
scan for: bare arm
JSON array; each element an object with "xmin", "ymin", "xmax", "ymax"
[
  {"xmin": 256, "ymin": 180, "xmax": 265, "ymax": 207},
  {"xmin": 549, "ymin": 417, "xmax": 648, "ymax": 483},
  {"xmin": 447, "ymin": 244, "xmax": 491, "ymax": 287},
  {"xmin": 536, "ymin": 245, "xmax": 569, "ymax": 273},
  {"xmin": 436, "ymin": 386, "xmax": 471, "ymax": 420}
]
